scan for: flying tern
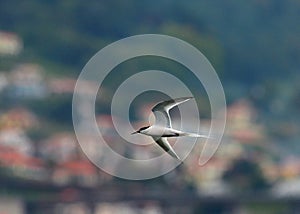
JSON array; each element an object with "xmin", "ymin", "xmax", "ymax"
[{"xmin": 132, "ymin": 97, "xmax": 210, "ymax": 160}]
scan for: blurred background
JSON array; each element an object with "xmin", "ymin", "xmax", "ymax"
[{"xmin": 0, "ymin": 0, "xmax": 300, "ymax": 213}]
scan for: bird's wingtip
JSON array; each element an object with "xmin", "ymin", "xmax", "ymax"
[{"xmin": 182, "ymin": 96, "xmax": 194, "ymax": 100}]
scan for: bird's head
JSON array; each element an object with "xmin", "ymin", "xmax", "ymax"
[{"xmin": 131, "ymin": 126, "xmax": 150, "ymax": 135}]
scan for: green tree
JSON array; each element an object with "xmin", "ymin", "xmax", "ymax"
[{"xmin": 222, "ymin": 158, "xmax": 270, "ymax": 194}]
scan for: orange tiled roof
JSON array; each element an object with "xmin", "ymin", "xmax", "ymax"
[
  {"xmin": 0, "ymin": 145, "xmax": 43, "ymax": 168},
  {"xmin": 59, "ymin": 159, "xmax": 96, "ymax": 175}
]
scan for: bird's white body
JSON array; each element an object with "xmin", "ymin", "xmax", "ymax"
[
  {"xmin": 139, "ymin": 126, "xmax": 180, "ymax": 137},
  {"xmin": 132, "ymin": 97, "xmax": 210, "ymax": 160},
  {"xmin": 139, "ymin": 126, "xmax": 207, "ymax": 138}
]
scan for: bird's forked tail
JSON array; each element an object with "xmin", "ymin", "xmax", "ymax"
[{"xmin": 182, "ymin": 132, "xmax": 211, "ymax": 138}]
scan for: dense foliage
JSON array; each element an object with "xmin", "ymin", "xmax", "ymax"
[{"xmin": 0, "ymin": 0, "xmax": 299, "ymax": 84}]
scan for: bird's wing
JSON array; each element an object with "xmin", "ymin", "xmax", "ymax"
[
  {"xmin": 151, "ymin": 97, "xmax": 194, "ymax": 128},
  {"xmin": 153, "ymin": 137, "xmax": 181, "ymax": 160}
]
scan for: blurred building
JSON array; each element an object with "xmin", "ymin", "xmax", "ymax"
[
  {"xmin": 279, "ymin": 156, "xmax": 300, "ymax": 180},
  {"xmin": 0, "ymin": 107, "xmax": 38, "ymax": 130},
  {"xmin": 0, "ymin": 31, "xmax": 22, "ymax": 55},
  {"xmin": 48, "ymin": 78, "xmax": 77, "ymax": 94},
  {"xmin": 0, "ymin": 144, "xmax": 45, "ymax": 180},
  {"xmin": 0, "ymin": 73, "xmax": 8, "ymax": 92},
  {"xmin": 40, "ymin": 132, "xmax": 99, "ymax": 186},
  {"xmin": 0, "ymin": 128, "xmax": 33, "ymax": 155},
  {"xmin": 8, "ymin": 63, "xmax": 47, "ymax": 98},
  {"xmin": 94, "ymin": 202, "xmax": 163, "ymax": 214},
  {"xmin": 53, "ymin": 158, "xmax": 98, "ymax": 187},
  {"xmin": 40, "ymin": 132, "xmax": 79, "ymax": 164},
  {"xmin": 226, "ymin": 99, "xmax": 264, "ymax": 143},
  {"xmin": 48, "ymin": 77, "xmax": 103, "ymax": 95},
  {"xmin": 0, "ymin": 197, "xmax": 24, "ymax": 214}
]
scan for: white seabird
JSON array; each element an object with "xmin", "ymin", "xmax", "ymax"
[{"xmin": 132, "ymin": 97, "xmax": 210, "ymax": 160}]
